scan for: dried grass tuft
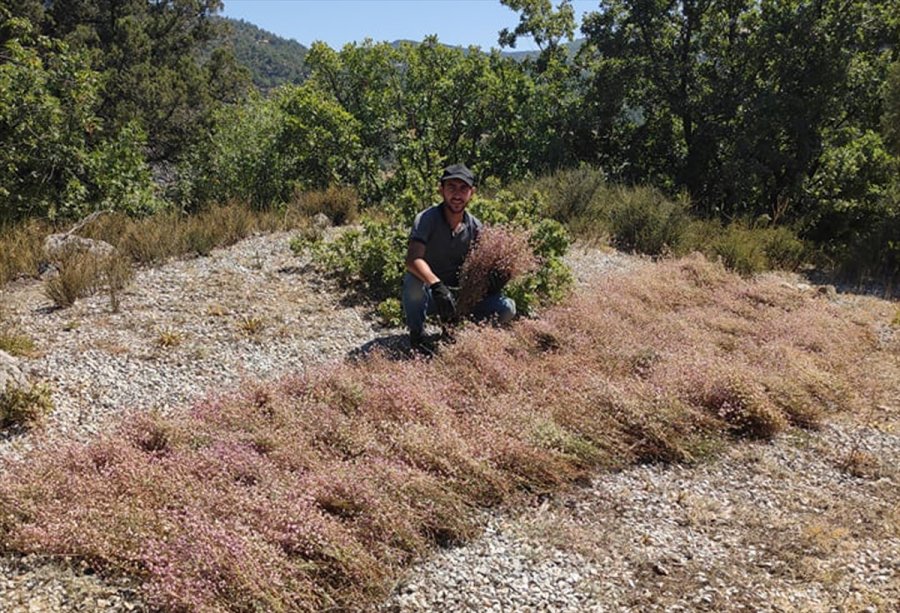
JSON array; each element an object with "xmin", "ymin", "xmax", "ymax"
[{"xmin": 456, "ymin": 225, "xmax": 537, "ymax": 315}]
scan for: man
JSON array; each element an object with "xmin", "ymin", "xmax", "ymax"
[{"xmin": 402, "ymin": 163, "xmax": 516, "ymax": 352}]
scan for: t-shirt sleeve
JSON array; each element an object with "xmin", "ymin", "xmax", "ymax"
[{"xmin": 410, "ymin": 209, "xmax": 434, "ymax": 245}]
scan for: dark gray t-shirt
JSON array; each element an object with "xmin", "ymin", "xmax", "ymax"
[{"xmin": 410, "ymin": 203, "xmax": 482, "ymax": 287}]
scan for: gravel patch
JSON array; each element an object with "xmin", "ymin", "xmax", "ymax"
[
  {"xmin": 384, "ymin": 421, "xmax": 899, "ymax": 612},
  {"xmin": 1, "ymin": 231, "xmax": 382, "ymax": 458}
]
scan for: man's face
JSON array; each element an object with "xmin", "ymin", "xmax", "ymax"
[{"xmin": 440, "ymin": 178, "xmax": 475, "ymax": 215}]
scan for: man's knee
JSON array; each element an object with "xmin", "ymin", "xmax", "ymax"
[
  {"xmin": 497, "ymin": 297, "xmax": 516, "ymax": 324},
  {"xmin": 402, "ymin": 274, "xmax": 426, "ymax": 302}
]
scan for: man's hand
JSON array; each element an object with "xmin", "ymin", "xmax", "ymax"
[
  {"xmin": 487, "ymin": 269, "xmax": 510, "ymax": 295},
  {"xmin": 429, "ymin": 281, "xmax": 457, "ymax": 321}
]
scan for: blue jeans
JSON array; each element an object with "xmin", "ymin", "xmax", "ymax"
[{"xmin": 402, "ymin": 272, "xmax": 516, "ymax": 336}]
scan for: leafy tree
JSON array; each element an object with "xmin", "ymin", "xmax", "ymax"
[
  {"xmin": 0, "ymin": 11, "xmax": 157, "ymax": 222},
  {"xmin": 577, "ymin": 0, "xmax": 899, "ymax": 226},
  {"xmin": 40, "ymin": 0, "xmax": 249, "ymax": 162},
  {"xmin": 305, "ymin": 36, "xmax": 585, "ymax": 206},
  {"xmin": 181, "ymin": 83, "xmax": 361, "ymax": 210},
  {"xmin": 499, "ymin": 0, "xmax": 575, "ymax": 67}
]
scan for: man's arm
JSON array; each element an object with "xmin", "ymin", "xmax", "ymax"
[{"xmin": 406, "ymin": 240, "xmax": 440, "ymax": 286}]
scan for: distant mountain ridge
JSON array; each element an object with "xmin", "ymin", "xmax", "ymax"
[
  {"xmin": 215, "ymin": 17, "xmax": 584, "ymax": 91},
  {"xmin": 214, "ymin": 18, "xmax": 310, "ymax": 91}
]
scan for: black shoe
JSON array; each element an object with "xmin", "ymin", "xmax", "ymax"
[{"xmin": 409, "ymin": 332, "xmax": 437, "ymax": 356}]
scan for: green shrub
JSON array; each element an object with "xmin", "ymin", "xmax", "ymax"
[
  {"xmin": 508, "ymin": 165, "xmax": 609, "ymax": 223},
  {"xmin": 709, "ymin": 225, "xmax": 769, "ymax": 276},
  {"xmin": 1, "ymin": 382, "xmax": 53, "ymax": 430},
  {"xmin": 607, "ymin": 186, "xmax": 689, "ymax": 256},
  {"xmin": 760, "ymin": 225, "xmax": 807, "ymax": 271},
  {"xmin": 311, "ymin": 217, "xmax": 408, "ymax": 297},
  {"xmin": 702, "ymin": 222, "xmax": 807, "ymax": 276}
]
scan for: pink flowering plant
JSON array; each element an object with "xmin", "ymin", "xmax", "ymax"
[
  {"xmin": 0, "ymin": 254, "xmax": 895, "ymax": 611},
  {"xmin": 456, "ymin": 225, "xmax": 538, "ymax": 316}
]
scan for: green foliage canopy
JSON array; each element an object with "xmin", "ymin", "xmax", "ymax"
[
  {"xmin": 577, "ymin": 0, "xmax": 899, "ymax": 227},
  {"xmin": 181, "ymin": 84, "xmax": 362, "ymax": 210},
  {"xmin": 0, "ymin": 12, "xmax": 157, "ymax": 222},
  {"xmin": 37, "ymin": 0, "xmax": 249, "ymax": 163}
]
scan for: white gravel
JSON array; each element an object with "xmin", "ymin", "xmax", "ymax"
[{"xmin": 1, "ymin": 231, "xmax": 382, "ymax": 458}]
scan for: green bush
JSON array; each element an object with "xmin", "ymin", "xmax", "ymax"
[
  {"xmin": 709, "ymin": 225, "xmax": 769, "ymax": 276},
  {"xmin": 178, "ymin": 93, "xmax": 286, "ymax": 210},
  {"xmin": 508, "ymin": 165, "xmax": 609, "ymax": 224},
  {"xmin": 310, "ymin": 217, "xmax": 408, "ymax": 297},
  {"xmin": 1, "ymin": 382, "xmax": 53, "ymax": 430},
  {"xmin": 181, "ymin": 84, "xmax": 363, "ymax": 211},
  {"xmin": 0, "ymin": 18, "xmax": 159, "ymax": 222},
  {"xmin": 694, "ymin": 221, "xmax": 807, "ymax": 277},
  {"xmin": 607, "ymin": 186, "xmax": 690, "ymax": 256},
  {"xmin": 760, "ymin": 226, "xmax": 807, "ymax": 272}
]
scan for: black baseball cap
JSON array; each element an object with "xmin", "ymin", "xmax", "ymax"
[{"xmin": 440, "ymin": 163, "xmax": 475, "ymax": 187}]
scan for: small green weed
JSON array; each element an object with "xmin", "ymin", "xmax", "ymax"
[
  {"xmin": 0, "ymin": 382, "xmax": 53, "ymax": 430},
  {"xmin": 0, "ymin": 327, "xmax": 37, "ymax": 357},
  {"xmin": 376, "ymin": 298, "xmax": 403, "ymax": 327}
]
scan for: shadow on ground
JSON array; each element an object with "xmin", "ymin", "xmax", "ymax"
[
  {"xmin": 347, "ymin": 333, "xmax": 415, "ymax": 362},
  {"xmin": 347, "ymin": 331, "xmax": 454, "ymax": 362}
]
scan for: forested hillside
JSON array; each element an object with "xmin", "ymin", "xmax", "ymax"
[
  {"xmin": 213, "ymin": 17, "xmax": 309, "ymax": 91},
  {"xmin": 1, "ymin": 0, "xmax": 898, "ymax": 290}
]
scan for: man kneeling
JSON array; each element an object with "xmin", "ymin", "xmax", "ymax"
[{"xmin": 402, "ymin": 163, "xmax": 515, "ymax": 352}]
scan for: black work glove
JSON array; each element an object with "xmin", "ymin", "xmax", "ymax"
[
  {"xmin": 487, "ymin": 269, "xmax": 510, "ymax": 295},
  {"xmin": 429, "ymin": 281, "xmax": 457, "ymax": 322}
]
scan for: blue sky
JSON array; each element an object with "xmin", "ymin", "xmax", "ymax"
[{"xmin": 220, "ymin": 0, "xmax": 599, "ymax": 51}]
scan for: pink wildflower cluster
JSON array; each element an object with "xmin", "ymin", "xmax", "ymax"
[
  {"xmin": 0, "ymin": 253, "xmax": 894, "ymax": 610},
  {"xmin": 456, "ymin": 224, "xmax": 537, "ymax": 315}
]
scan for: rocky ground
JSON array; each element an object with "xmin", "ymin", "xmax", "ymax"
[{"xmin": 0, "ymin": 232, "xmax": 896, "ymax": 611}]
